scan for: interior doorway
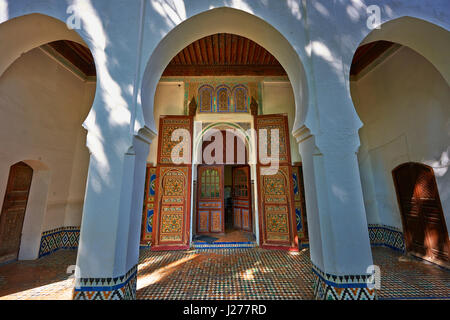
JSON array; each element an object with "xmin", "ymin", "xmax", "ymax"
[
  {"xmin": 0, "ymin": 162, "xmax": 33, "ymax": 263},
  {"xmin": 195, "ymin": 163, "xmax": 255, "ymax": 243},
  {"xmin": 393, "ymin": 162, "xmax": 450, "ymax": 267}
]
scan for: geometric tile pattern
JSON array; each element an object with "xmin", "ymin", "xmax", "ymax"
[
  {"xmin": 372, "ymin": 247, "xmax": 450, "ymax": 299},
  {"xmin": 368, "ymin": 224, "xmax": 406, "ymax": 252},
  {"xmin": 311, "ymin": 263, "xmax": 377, "ymax": 300},
  {"xmin": 1, "ymin": 248, "xmax": 448, "ymax": 300},
  {"xmin": 38, "ymin": 227, "xmax": 80, "ymax": 258},
  {"xmin": 73, "ymin": 265, "xmax": 137, "ymax": 300},
  {"xmin": 136, "ymin": 248, "xmax": 315, "ymax": 300},
  {"xmin": 192, "ymin": 242, "xmax": 258, "ymax": 249}
]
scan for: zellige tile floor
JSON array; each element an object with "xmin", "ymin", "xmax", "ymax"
[{"xmin": 0, "ymin": 247, "xmax": 448, "ymax": 300}]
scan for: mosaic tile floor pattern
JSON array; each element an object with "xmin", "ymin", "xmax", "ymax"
[
  {"xmin": 193, "ymin": 229, "xmax": 256, "ymax": 243},
  {"xmin": 0, "ymin": 250, "xmax": 76, "ymax": 300},
  {"xmin": 0, "ymin": 247, "xmax": 448, "ymax": 300},
  {"xmin": 137, "ymin": 248, "xmax": 314, "ymax": 299}
]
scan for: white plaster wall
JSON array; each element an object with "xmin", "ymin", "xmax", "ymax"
[
  {"xmin": 147, "ymin": 81, "xmax": 185, "ymax": 165},
  {"xmin": 354, "ymin": 46, "xmax": 450, "ymax": 232},
  {"xmin": 262, "ymin": 81, "xmax": 301, "ymax": 163},
  {"xmin": 0, "ymin": 47, "xmax": 95, "ymax": 236}
]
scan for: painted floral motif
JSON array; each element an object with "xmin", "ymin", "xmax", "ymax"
[
  {"xmin": 266, "ymin": 213, "xmax": 289, "ymax": 233},
  {"xmin": 264, "ymin": 175, "xmax": 286, "ymax": 195},
  {"xmin": 158, "ymin": 118, "xmax": 191, "ymax": 164},
  {"xmin": 163, "ymin": 177, "xmax": 184, "ymax": 196},
  {"xmin": 161, "ymin": 214, "xmax": 183, "ymax": 233}
]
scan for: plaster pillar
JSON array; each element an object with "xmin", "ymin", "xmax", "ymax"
[
  {"xmin": 295, "ymin": 128, "xmax": 375, "ymax": 300},
  {"xmin": 73, "ymin": 128, "xmax": 153, "ymax": 300}
]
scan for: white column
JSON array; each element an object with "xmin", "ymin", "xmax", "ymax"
[{"xmin": 74, "ymin": 126, "xmax": 153, "ymax": 300}]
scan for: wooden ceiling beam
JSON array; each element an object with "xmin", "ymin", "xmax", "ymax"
[
  {"xmin": 206, "ymin": 37, "xmax": 214, "ymax": 65},
  {"xmin": 213, "ymin": 34, "xmax": 219, "ymax": 65},
  {"xmin": 188, "ymin": 44, "xmax": 197, "ymax": 64},
  {"xmin": 219, "ymin": 33, "xmax": 225, "ymax": 64},
  {"xmin": 162, "ymin": 64, "xmax": 287, "ymax": 77},
  {"xmin": 163, "ymin": 33, "xmax": 286, "ymax": 75},
  {"xmin": 194, "ymin": 41, "xmax": 203, "ymax": 64},
  {"xmin": 226, "ymin": 34, "xmax": 232, "ymax": 64}
]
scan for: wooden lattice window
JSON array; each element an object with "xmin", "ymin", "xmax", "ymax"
[
  {"xmin": 234, "ymin": 169, "xmax": 248, "ymax": 197},
  {"xmin": 233, "ymin": 85, "xmax": 248, "ymax": 112},
  {"xmin": 199, "ymin": 85, "xmax": 213, "ymax": 112},
  {"xmin": 216, "ymin": 85, "xmax": 231, "ymax": 112},
  {"xmin": 200, "ymin": 168, "xmax": 220, "ymax": 198}
]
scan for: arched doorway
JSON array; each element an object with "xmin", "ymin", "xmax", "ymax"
[
  {"xmin": 0, "ymin": 162, "xmax": 33, "ymax": 263},
  {"xmin": 0, "ymin": 14, "xmax": 96, "ymax": 262},
  {"xmin": 351, "ymin": 17, "xmax": 450, "ymax": 267},
  {"xmin": 194, "ymin": 124, "xmax": 253, "ymax": 243},
  {"xmin": 144, "ymin": 29, "xmax": 302, "ymax": 251},
  {"xmin": 393, "ymin": 163, "xmax": 449, "ymax": 266}
]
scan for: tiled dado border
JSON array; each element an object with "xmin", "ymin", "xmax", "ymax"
[
  {"xmin": 312, "ymin": 263, "xmax": 377, "ymax": 300},
  {"xmin": 368, "ymin": 224, "xmax": 406, "ymax": 252},
  {"xmin": 73, "ymin": 265, "xmax": 137, "ymax": 300},
  {"xmin": 192, "ymin": 241, "xmax": 258, "ymax": 249},
  {"xmin": 38, "ymin": 226, "xmax": 80, "ymax": 258}
]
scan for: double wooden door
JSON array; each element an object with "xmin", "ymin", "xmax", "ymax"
[
  {"xmin": 232, "ymin": 166, "xmax": 252, "ymax": 231},
  {"xmin": 393, "ymin": 163, "xmax": 449, "ymax": 265},
  {"xmin": 0, "ymin": 162, "xmax": 33, "ymax": 263},
  {"xmin": 197, "ymin": 165, "xmax": 224, "ymax": 234}
]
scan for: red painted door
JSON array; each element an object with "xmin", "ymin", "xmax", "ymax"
[
  {"xmin": 0, "ymin": 162, "xmax": 33, "ymax": 263},
  {"xmin": 232, "ymin": 166, "xmax": 252, "ymax": 231},
  {"xmin": 197, "ymin": 165, "xmax": 224, "ymax": 234},
  {"xmin": 393, "ymin": 163, "xmax": 449, "ymax": 266}
]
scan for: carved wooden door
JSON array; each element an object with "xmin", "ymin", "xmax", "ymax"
[
  {"xmin": 393, "ymin": 163, "xmax": 449, "ymax": 265},
  {"xmin": 232, "ymin": 165, "xmax": 252, "ymax": 231},
  {"xmin": 255, "ymin": 114, "xmax": 297, "ymax": 250},
  {"xmin": 0, "ymin": 162, "xmax": 33, "ymax": 263},
  {"xmin": 152, "ymin": 116, "xmax": 193, "ymax": 250},
  {"xmin": 197, "ymin": 165, "xmax": 224, "ymax": 234}
]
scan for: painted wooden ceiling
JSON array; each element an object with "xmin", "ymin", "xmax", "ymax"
[
  {"xmin": 350, "ymin": 40, "xmax": 395, "ymax": 76},
  {"xmin": 162, "ymin": 33, "xmax": 287, "ymax": 76},
  {"xmin": 42, "ymin": 38, "xmax": 393, "ymax": 80},
  {"xmin": 47, "ymin": 40, "xmax": 96, "ymax": 77}
]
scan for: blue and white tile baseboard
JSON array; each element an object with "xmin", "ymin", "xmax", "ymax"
[
  {"xmin": 311, "ymin": 263, "xmax": 377, "ymax": 300},
  {"xmin": 38, "ymin": 226, "xmax": 80, "ymax": 258},
  {"xmin": 39, "ymin": 225, "xmax": 404, "ymax": 257},
  {"xmin": 368, "ymin": 224, "xmax": 406, "ymax": 252},
  {"xmin": 73, "ymin": 265, "xmax": 137, "ymax": 300},
  {"xmin": 192, "ymin": 241, "xmax": 258, "ymax": 249}
]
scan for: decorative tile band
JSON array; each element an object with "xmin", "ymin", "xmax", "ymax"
[
  {"xmin": 192, "ymin": 241, "xmax": 258, "ymax": 249},
  {"xmin": 311, "ymin": 263, "xmax": 377, "ymax": 300},
  {"xmin": 73, "ymin": 265, "xmax": 137, "ymax": 300},
  {"xmin": 38, "ymin": 226, "xmax": 80, "ymax": 258},
  {"xmin": 368, "ymin": 224, "xmax": 405, "ymax": 252}
]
